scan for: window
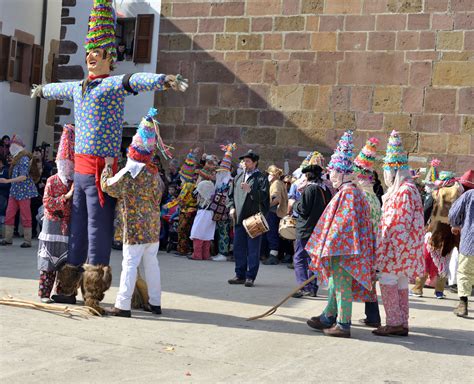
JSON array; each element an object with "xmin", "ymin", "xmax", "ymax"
[
  {"xmin": 115, "ymin": 14, "xmax": 154, "ymax": 64},
  {"xmin": 0, "ymin": 34, "xmax": 10, "ymax": 81}
]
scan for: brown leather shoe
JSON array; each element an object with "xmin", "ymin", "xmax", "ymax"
[
  {"xmin": 323, "ymin": 324, "xmax": 351, "ymax": 338},
  {"xmin": 228, "ymin": 276, "xmax": 245, "ymax": 285},
  {"xmin": 307, "ymin": 316, "xmax": 334, "ymax": 331},
  {"xmin": 372, "ymin": 325, "xmax": 406, "ymax": 336},
  {"xmin": 105, "ymin": 307, "xmax": 131, "ymax": 318},
  {"xmin": 358, "ymin": 318, "xmax": 381, "ymax": 328}
]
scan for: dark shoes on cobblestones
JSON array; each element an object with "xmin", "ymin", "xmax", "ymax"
[
  {"xmin": 358, "ymin": 318, "xmax": 381, "ymax": 328},
  {"xmin": 0, "ymin": 240, "xmax": 12, "ymax": 246},
  {"xmin": 453, "ymin": 300, "xmax": 468, "ymax": 317},
  {"xmin": 51, "ymin": 294, "xmax": 77, "ymax": 305},
  {"xmin": 244, "ymin": 279, "xmax": 254, "ymax": 287},
  {"xmin": 307, "ymin": 316, "xmax": 334, "ymax": 331},
  {"xmin": 144, "ymin": 303, "xmax": 162, "ymax": 315},
  {"xmin": 228, "ymin": 276, "xmax": 245, "ymax": 285},
  {"xmin": 20, "ymin": 242, "xmax": 32, "ymax": 248},
  {"xmin": 373, "ymin": 325, "xmax": 408, "ymax": 336},
  {"xmin": 323, "ymin": 324, "xmax": 351, "ymax": 338},
  {"xmin": 106, "ymin": 307, "xmax": 132, "ymax": 318}
]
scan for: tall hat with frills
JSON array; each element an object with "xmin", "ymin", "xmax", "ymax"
[
  {"xmin": 383, "ymin": 130, "xmax": 409, "ymax": 171},
  {"xmin": 84, "ymin": 0, "xmax": 117, "ymax": 63},
  {"xmin": 327, "ymin": 130, "xmax": 354, "ymax": 174},
  {"xmin": 56, "ymin": 124, "xmax": 75, "ymax": 178},
  {"xmin": 128, "ymin": 108, "xmax": 157, "ymax": 163},
  {"xmin": 300, "ymin": 151, "xmax": 325, "ymax": 169},
  {"xmin": 179, "ymin": 150, "xmax": 198, "ymax": 183},
  {"xmin": 353, "ymin": 137, "xmax": 379, "ymax": 178},
  {"xmin": 217, "ymin": 143, "xmax": 237, "ymax": 172}
]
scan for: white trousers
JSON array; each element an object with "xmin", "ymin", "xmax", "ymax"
[
  {"xmin": 115, "ymin": 242, "xmax": 161, "ymax": 310},
  {"xmin": 379, "ymin": 273, "xmax": 409, "ymax": 289}
]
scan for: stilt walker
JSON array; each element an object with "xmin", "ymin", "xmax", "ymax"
[
  {"xmin": 373, "ymin": 131, "xmax": 424, "ymax": 337},
  {"xmin": 305, "ymin": 130, "xmax": 375, "ymax": 338},
  {"xmin": 31, "ymin": 0, "xmax": 188, "ymax": 313}
]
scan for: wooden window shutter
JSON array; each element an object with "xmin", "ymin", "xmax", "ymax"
[
  {"xmin": 30, "ymin": 44, "xmax": 43, "ymax": 85},
  {"xmin": 133, "ymin": 14, "xmax": 154, "ymax": 64},
  {"xmin": 0, "ymin": 35, "xmax": 11, "ymax": 81},
  {"xmin": 6, "ymin": 37, "xmax": 17, "ymax": 82}
]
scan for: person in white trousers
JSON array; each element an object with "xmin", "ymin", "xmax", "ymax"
[{"xmin": 100, "ymin": 108, "xmax": 165, "ymax": 318}]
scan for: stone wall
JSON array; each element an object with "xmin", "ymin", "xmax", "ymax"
[{"xmin": 156, "ymin": 0, "xmax": 473, "ymax": 173}]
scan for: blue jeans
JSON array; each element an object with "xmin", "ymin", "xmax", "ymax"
[
  {"xmin": 234, "ymin": 224, "xmax": 262, "ymax": 280},
  {"xmin": 68, "ymin": 173, "xmax": 116, "ymax": 266},
  {"xmin": 265, "ymin": 211, "xmax": 280, "ymax": 252}
]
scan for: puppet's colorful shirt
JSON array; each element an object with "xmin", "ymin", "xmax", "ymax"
[
  {"xmin": 306, "ymin": 183, "xmax": 376, "ymax": 301},
  {"xmin": 10, "ymin": 155, "xmax": 38, "ymax": 200},
  {"xmin": 376, "ymin": 182, "xmax": 424, "ymax": 277},
  {"xmin": 42, "ymin": 73, "xmax": 167, "ymax": 158}
]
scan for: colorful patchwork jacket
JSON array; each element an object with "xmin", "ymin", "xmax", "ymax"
[{"xmin": 41, "ymin": 73, "xmax": 167, "ymax": 158}]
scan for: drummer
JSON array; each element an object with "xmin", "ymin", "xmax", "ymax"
[
  {"xmin": 292, "ymin": 165, "xmax": 332, "ymax": 297},
  {"xmin": 228, "ymin": 150, "xmax": 270, "ymax": 287}
]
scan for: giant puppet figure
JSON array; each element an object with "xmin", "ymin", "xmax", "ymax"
[{"xmin": 31, "ymin": 0, "xmax": 188, "ymax": 313}]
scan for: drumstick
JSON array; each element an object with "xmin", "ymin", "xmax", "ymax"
[{"xmin": 247, "ymin": 274, "xmax": 317, "ymax": 321}]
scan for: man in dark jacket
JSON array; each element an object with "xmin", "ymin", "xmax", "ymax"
[
  {"xmin": 228, "ymin": 150, "xmax": 269, "ymax": 287},
  {"xmin": 292, "ymin": 165, "xmax": 332, "ymax": 297}
]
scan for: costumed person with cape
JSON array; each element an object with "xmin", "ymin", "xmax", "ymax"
[
  {"xmin": 305, "ymin": 130, "xmax": 376, "ymax": 338},
  {"xmin": 373, "ymin": 131, "xmax": 424, "ymax": 337},
  {"xmin": 31, "ymin": 0, "xmax": 188, "ymax": 313}
]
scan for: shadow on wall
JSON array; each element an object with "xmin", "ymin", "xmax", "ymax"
[{"xmin": 153, "ymin": 19, "xmax": 344, "ymax": 171}]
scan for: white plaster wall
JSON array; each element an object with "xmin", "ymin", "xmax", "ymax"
[
  {"xmin": 59, "ymin": 0, "xmax": 162, "ymax": 129},
  {"xmin": 0, "ymin": 0, "xmax": 44, "ymax": 149}
]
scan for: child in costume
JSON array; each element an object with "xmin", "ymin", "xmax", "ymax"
[
  {"xmin": 352, "ymin": 138, "xmax": 383, "ymax": 327},
  {"xmin": 189, "ymin": 180, "xmax": 216, "ymax": 260},
  {"xmin": 0, "ymin": 135, "xmax": 39, "ymax": 247},
  {"xmin": 212, "ymin": 144, "xmax": 236, "ymax": 262},
  {"xmin": 31, "ymin": 0, "xmax": 188, "ymax": 312},
  {"xmin": 373, "ymin": 131, "xmax": 424, "ymax": 337},
  {"xmin": 305, "ymin": 130, "xmax": 375, "ymax": 338},
  {"xmin": 174, "ymin": 149, "xmax": 199, "ymax": 256},
  {"xmin": 101, "ymin": 108, "xmax": 165, "ymax": 318},
  {"xmin": 37, "ymin": 125, "xmax": 75, "ymax": 303}
]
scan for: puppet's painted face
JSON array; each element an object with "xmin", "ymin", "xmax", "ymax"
[{"xmin": 86, "ymin": 48, "xmax": 112, "ymax": 75}]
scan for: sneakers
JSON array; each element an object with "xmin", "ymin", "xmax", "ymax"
[
  {"xmin": 228, "ymin": 276, "xmax": 245, "ymax": 285},
  {"xmin": 409, "ymin": 290, "xmax": 422, "ymax": 297},
  {"xmin": 435, "ymin": 291, "xmax": 446, "ymax": 299},
  {"xmin": 244, "ymin": 279, "xmax": 254, "ymax": 287},
  {"xmin": 40, "ymin": 297, "xmax": 54, "ymax": 304},
  {"xmin": 212, "ymin": 254, "xmax": 227, "ymax": 262},
  {"xmin": 453, "ymin": 300, "xmax": 468, "ymax": 318},
  {"xmin": 292, "ymin": 290, "xmax": 316, "ymax": 298}
]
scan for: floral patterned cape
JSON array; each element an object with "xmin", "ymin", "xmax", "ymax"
[
  {"xmin": 306, "ymin": 183, "xmax": 376, "ymax": 301},
  {"xmin": 376, "ymin": 182, "xmax": 424, "ymax": 278}
]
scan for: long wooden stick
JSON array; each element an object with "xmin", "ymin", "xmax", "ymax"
[
  {"xmin": 0, "ymin": 296, "xmax": 101, "ymax": 318},
  {"xmin": 247, "ymin": 274, "xmax": 317, "ymax": 321}
]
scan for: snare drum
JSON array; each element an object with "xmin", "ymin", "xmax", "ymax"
[
  {"xmin": 278, "ymin": 215, "xmax": 296, "ymax": 240},
  {"xmin": 243, "ymin": 213, "xmax": 269, "ymax": 239}
]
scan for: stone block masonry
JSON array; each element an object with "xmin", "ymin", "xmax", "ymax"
[{"xmin": 156, "ymin": 0, "xmax": 473, "ymax": 172}]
